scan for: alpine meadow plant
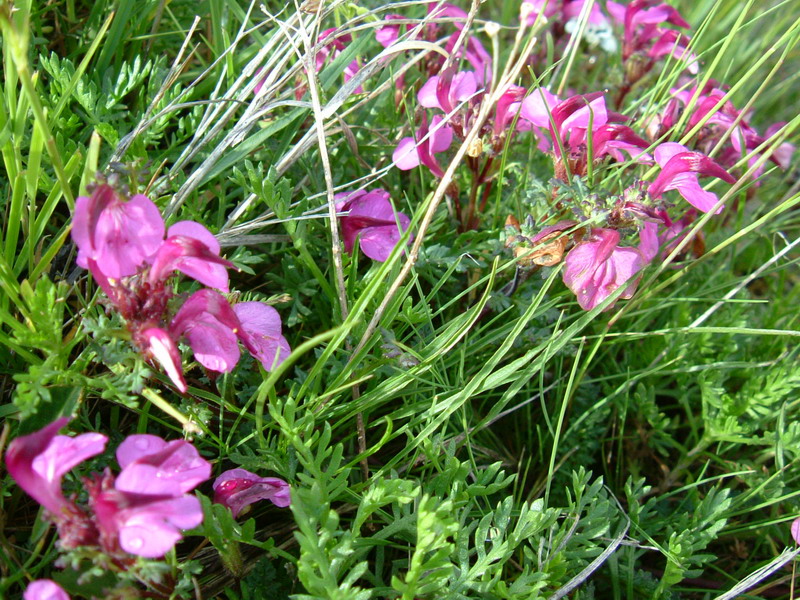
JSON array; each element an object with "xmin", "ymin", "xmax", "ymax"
[
  {"xmin": 2, "ymin": 0, "xmax": 800, "ymax": 598},
  {"xmin": 6, "ymin": 419, "xmax": 207, "ymax": 590},
  {"xmin": 71, "ymin": 180, "xmax": 291, "ymax": 392}
]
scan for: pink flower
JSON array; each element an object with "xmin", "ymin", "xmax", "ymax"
[
  {"xmin": 648, "ymin": 29, "xmax": 697, "ymax": 74},
  {"xmin": 116, "ymin": 435, "xmax": 212, "ymax": 495},
  {"xmin": 430, "ymin": 3, "xmax": 493, "ymax": 83},
  {"xmin": 792, "ymin": 517, "xmax": 800, "ymax": 545},
  {"xmin": 592, "ymin": 124, "xmax": 651, "ymax": 163},
  {"xmin": 639, "ymin": 211, "xmax": 704, "ymax": 263},
  {"xmin": 519, "ymin": 87, "xmax": 561, "ymax": 129},
  {"xmin": 316, "ymin": 28, "xmax": 362, "ymax": 93},
  {"xmin": 648, "ymin": 142, "xmax": 736, "ymax": 214},
  {"xmin": 5, "ymin": 417, "xmax": 107, "ymax": 517},
  {"xmin": 564, "ymin": 0, "xmax": 612, "ymax": 27},
  {"xmin": 142, "ymin": 327, "xmax": 187, "ymax": 392},
  {"xmin": 24, "ymin": 580, "xmax": 70, "ymax": 600},
  {"xmin": 234, "ymin": 302, "xmax": 292, "ymax": 371},
  {"xmin": 393, "ymin": 114, "xmax": 453, "ymax": 177},
  {"xmin": 445, "ymin": 33, "xmax": 492, "ymax": 84},
  {"xmin": 375, "ymin": 14, "xmax": 410, "ymax": 48},
  {"xmin": 608, "ymin": 0, "xmax": 690, "ymax": 60},
  {"xmin": 335, "ymin": 189, "xmax": 413, "ymax": 262},
  {"xmin": 563, "ymin": 228, "xmax": 647, "ymax": 311},
  {"xmin": 72, "ymin": 184, "xmax": 165, "ymax": 279},
  {"xmin": 550, "ymin": 93, "xmax": 609, "ymax": 152},
  {"xmin": 90, "ymin": 434, "xmax": 211, "ymax": 558},
  {"xmin": 418, "ymin": 69, "xmax": 478, "ymax": 113},
  {"xmin": 147, "ymin": 221, "xmax": 233, "ymax": 292},
  {"xmin": 164, "ymin": 290, "xmax": 292, "ymax": 376},
  {"xmin": 169, "ymin": 289, "xmax": 243, "ymax": 374},
  {"xmin": 90, "ymin": 470, "xmax": 205, "ymax": 558},
  {"xmin": 764, "ymin": 123, "xmax": 795, "ymax": 170},
  {"xmin": 213, "ymin": 468, "xmax": 290, "ymax": 518}
]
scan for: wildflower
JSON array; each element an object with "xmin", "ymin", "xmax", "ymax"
[
  {"xmin": 5, "ymin": 417, "xmax": 107, "ymax": 519},
  {"xmin": 115, "ymin": 435, "xmax": 212, "ymax": 495},
  {"xmin": 234, "ymin": 302, "xmax": 292, "ymax": 371},
  {"xmin": 792, "ymin": 517, "xmax": 800, "ymax": 545},
  {"xmin": 607, "ymin": 0, "xmax": 690, "ymax": 61},
  {"xmin": 142, "ymin": 327, "xmax": 187, "ymax": 392},
  {"xmin": 90, "ymin": 434, "xmax": 211, "ymax": 558},
  {"xmin": 5, "ymin": 419, "xmax": 209, "ymax": 559},
  {"xmin": 648, "ymin": 29, "xmax": 698, "ymax": 74},
  {"xmin": 592, "ymin": 124, "xmax": 652, "ymax": 163},
  {"xmin": 550, "ymin": 93, "xmax": 609, "ymax": 150},
  {"xmin": 546, "ymin": 93, "xmax": 647, "ymax": 176},
  {"xmin": 393, "ymin": 114, "xmax": 453, "ymax": 177},
  {"xmin": 763, "ymin": 123, "xmax": 795, "ymax": 170},
  {"xmin": 71, "ymin": 184, "xmax": 165, "ymax": 279},
  {"xmin": 519, "ymin": 87, "xmax": 561, "ymax": 129},
  {"xmin": 562, "ymin": 228, "xmax": 647, "ymax": 310},
  {"xmin": 316, "ymin": 28, "xmax": 362, "ymax": 93},
  {"xmin": 648, "ymin": 142, "xmax": 736, "ymax": 214},
  {"xmin": 147, "ymin": 221, "xmax": 233, "ymax": 292},
  {"xmin": 639, "ymin": 211, "xmax": 705, "ymax": 263},
  {"xmin": 418, "ymin": 69, "xmax": 478, "ymax": 113},
  {"xmin": 24, "ymin": 580, "xmax": 70, "ymax": 600},
  {"xmin": 430, "ymin": 3, "xmax": 492, "ymax": 83},
  {"xmin": 90, "ymin": 469, "xmax": 206, "ymax": 558},
  {"xmin": 335, "ymin": 189, "xmax": 413, "ymax": 262},
  {"xmin": 213, "ymin": 468, "xmax": 290, "ymax": 518},
  {"xmin": 375, "ymin": 14, "xmax": 410, "ymax": 48},
  {"xmin": 169, "ymin": 289, "xmax": 242, "ymax": 374},
  {"xmin": 168, "ymin": 290, "xmax": 292, "ymax": 376}
]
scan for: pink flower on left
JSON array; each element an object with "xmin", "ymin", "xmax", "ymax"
[
  {"xmin": 4, "ymin": 419, "xmax": 210, "ymax": 559},
  {"xmin": 24, "ymin": 580, "xmax": 70, "ymax": 600},
  {"xmin": 5, "ymin": 417, "xmax": 107, "ymax": 519},
  {"xmin": 72, "ymin": 185, "xmax": 164, "ymax": 279}
]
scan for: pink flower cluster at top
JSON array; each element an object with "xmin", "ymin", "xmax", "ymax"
[
  {"xmin": 649, "ymin": 79, "xmax": 794, "ymax": 180},
  {"xmin": 72, "ymin": 183, "xmax": 291, "ymax": 391},
  {"xmin": 365, "ymin": 0, "xmax": 794, "ymax": 312}
]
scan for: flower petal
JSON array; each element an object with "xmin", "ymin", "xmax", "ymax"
[
  {"xmin": 183, "ymin": 313, "xmax": 241, "ymax": 373},
  {"xmin": 143, "ymin": 328, "xmax": 187, "ymax": 392},
  {"xmin": 418, "ymin": 76, "xmax": 441, "ymax": 109},
  {"xmin": 24, "ymin": 580, "xmax": 70, "ymax": 600},
  {"xmin": 6, "ymin": 418, "xmax": 106, "ymax": 516},
  {"xmin": 234, "ymin": 302, "xmax": 291, "ymax": 371},
  {"xmin": 117, "ymin": 434, "xmax": 168, "ymax": 469},
  {"xmin": 213, "ymin": 468, "xmax": 291, "ymax": 517},
  {"xmin": 393, "ymin": 137, "xmax": 421, "ymax": 170},
  {"xmin": 117, "ymin": 439, "xmax": 211, "ymax": 495},
  {"xmin": 118, "ymin": 495, "xmax": 203, "ymax": 558}
]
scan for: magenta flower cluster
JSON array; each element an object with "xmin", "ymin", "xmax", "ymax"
[
  {"xmin": 7, "ymin": 419, "xmax": 291, "ymax": 599},
  {"xmin": 72, "ymin": 184, "xmax": 291, "ymax": 391},
  {"xmin": 363, "ymin": 0, "xmax": 794, "ymax": 311},
  {"xmin": 5, "ymin": 417, "xmax": 208, "ymax": 559}
]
